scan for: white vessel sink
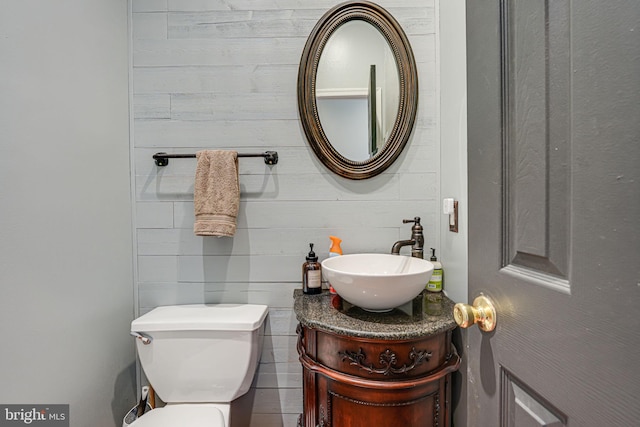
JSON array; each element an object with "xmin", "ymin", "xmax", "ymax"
[{"xmin": 321, "ymin": 254, "xmax": 434, "ymax": 312}]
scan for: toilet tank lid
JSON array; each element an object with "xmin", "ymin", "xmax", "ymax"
[{"xmin": 131, "ymin": 304, "xmax": 269, "ymax": 332}]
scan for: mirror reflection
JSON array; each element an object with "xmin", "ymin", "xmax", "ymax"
[{"xmin": 316, "ymin": 20, "xmax": 400, "ymax": 162}]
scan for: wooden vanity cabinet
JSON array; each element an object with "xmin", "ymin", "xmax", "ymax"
[{"xmin": 296, "ymin": 324, "xmax": 460, "ymax": 427}]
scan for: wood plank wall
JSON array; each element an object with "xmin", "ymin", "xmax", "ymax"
[{"xmin": 130, "ymin": 0, "xmax": 437, "ymax": 425}]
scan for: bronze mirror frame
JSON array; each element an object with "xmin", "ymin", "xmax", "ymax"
[{"xmin": 297, "ymin": 1, "xmax": 418, "ymax": 180}]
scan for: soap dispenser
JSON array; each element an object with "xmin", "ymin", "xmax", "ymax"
[
  {"xmin": 427, "ymin": 248, "xmax": 443, "ymax": 292},
  {"xmin": 302, "ymin": 243, "xmax": 322, "ymax": 295}
]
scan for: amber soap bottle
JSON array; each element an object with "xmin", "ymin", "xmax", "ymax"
[{"xmin": 302, "ymin": 243, "xmax": 322, "ymax": 295}]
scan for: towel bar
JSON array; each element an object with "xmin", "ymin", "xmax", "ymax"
[{"xmin": 152, "ymin": 151, "xmax": 278, "ymax": 167}]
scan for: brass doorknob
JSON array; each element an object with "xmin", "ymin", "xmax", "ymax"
[{"xmin": 453, "ymin": 295, "xmax": 496, "ymax": 332}]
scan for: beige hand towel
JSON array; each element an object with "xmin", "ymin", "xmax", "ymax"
[{"xmin": 193, "ymin": 150, "xmax": 239, "ymax": 237}]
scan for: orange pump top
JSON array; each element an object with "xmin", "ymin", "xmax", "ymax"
[{"xmin": 329, "ymin": 236, "xmax": 343, "ymax": 255}]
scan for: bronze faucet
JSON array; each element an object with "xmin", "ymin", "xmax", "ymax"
[{"xmin": 391, "ymin": 217, "xmax": 424, "ymax": 259}]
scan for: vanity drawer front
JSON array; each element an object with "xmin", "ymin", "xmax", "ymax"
[
  {"xmin": 314, "ymin": 330, "xmax": 449, "ymax": 380},
  {"xmin": 316, "ymin": 375, "xmax": 446, "ymax": 427}
]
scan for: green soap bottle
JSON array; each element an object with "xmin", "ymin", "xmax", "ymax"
[{"xmin": 426, "ymin": 248, "xmax": 443, "ymax": 292}]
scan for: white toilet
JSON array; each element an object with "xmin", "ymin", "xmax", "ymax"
[{"xmin": 129, "ymin": 304, "xmax": 269, "ymax": 427}]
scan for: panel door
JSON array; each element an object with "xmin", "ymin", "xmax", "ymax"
[{"xmin": 466, "ymin": 0, "xmax": 640, "ymax": 425}]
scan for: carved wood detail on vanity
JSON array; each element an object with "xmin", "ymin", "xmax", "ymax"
[{"xmin": 338, "ymin": 346, "xmax": 432, "ymax": 376}]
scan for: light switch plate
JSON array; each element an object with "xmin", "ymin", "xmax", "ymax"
[
  {"xmin": 443, "ymin": 198, "xmax": 458, "ymax": 232},
  {"xmin": 443, "ymin": 198, "xmax": 455, "ymax": 215}
]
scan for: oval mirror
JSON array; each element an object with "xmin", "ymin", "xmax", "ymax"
[{"xmin": 298, "ymin": 1, "xmax": 418, "ymax": 179}]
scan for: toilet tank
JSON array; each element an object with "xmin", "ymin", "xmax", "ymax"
[{"xmin": 131, "ymin": 304, "xmax": 268, "ymax": 404}]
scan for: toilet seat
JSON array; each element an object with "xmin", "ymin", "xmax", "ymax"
[{"xmin": 130, "ymin": 404, "xmax": 225, "ymax": 427}]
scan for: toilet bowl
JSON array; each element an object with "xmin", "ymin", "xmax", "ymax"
[
  {"xmin": 129, "ymin": 304, "xmax": 269, "ymax": 427},
  {"xmin": 127, "ymin": 404, "xmax": 224, "ymax": 427}
]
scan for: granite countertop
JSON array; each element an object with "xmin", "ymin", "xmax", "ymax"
[{"xmin": 293, "ymin": 289, "xmax": 457, "ymax": 340}]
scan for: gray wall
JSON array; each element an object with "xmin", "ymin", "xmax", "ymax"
[
  {"xmin": 0, "ymin": 1, "xmax": 135, "ymax": 426},
  {"xmin": 438, "ymin": 0, "xmax": 468, "ymax": 426},
  {"xmin": 438, "ymin": 0, "xmax": 468, "ymax": 306},
  {"xmin": 131, "ymin": 0, "xmax": 439, "ymax": 425}
]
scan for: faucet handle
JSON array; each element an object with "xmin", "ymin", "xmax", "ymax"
[{"xmin": 403, "ymin": 217, "xmax": 421, "ymax": 225}]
